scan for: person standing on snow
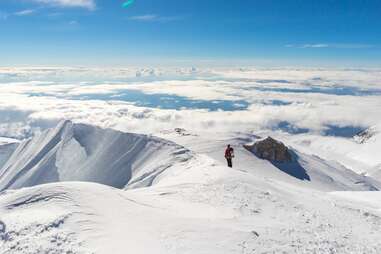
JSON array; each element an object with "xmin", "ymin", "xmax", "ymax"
[{"xmin": 225, "ymin": 144, "xmax": 234, "ymax": 168}]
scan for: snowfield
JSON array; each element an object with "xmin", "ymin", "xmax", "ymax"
[
  {"xmin": 0, "ymin": 121, "xmax": 381, "ymax": 253},
  {"xmin": 1, "ymin": 169, "xmax": 381, "ymax": 253}
]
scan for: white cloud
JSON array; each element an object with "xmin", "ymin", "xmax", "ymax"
[
  {"xmin": 129, "ymin": 14, "xmax": 157, "ymax": 21},
  {"xmin": 129, "ymin": 14, "xmax": 183, "ymax": 22},
  {"xmin": 31, "ymin": 0, "xmax": 96, "ymax": 10},
  {"xmin": 302, "ymin": 44, "xmax": 330, "ymax": 48},
  {"xmin": 287, "ymin": 43, "xmax": 375, "ymax": 49},
  {"xmin": 0, "ymin": 67, "xmax": 380, "ymax": 140},
  {"xmin": 14, "ymin": 9, "xmax": 36, "ymax": 16}
]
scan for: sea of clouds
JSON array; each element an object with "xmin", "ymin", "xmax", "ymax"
[{"xmin": 0, "ymin": 67, "xmax": 380, "ymax": 139}]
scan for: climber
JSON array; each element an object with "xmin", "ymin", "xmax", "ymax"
[{"xmin": 225, "ymin": 144, "xmax": 234, "ymax": 168}]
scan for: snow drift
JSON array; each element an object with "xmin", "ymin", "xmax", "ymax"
[{"xmin": 0, "ymin": 120, "xmax": 193, "ymax": 191}]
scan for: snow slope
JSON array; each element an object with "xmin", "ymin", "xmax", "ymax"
[
  {"xmin": 331, "ymin": 191, "xmax": 381, "ymax": 213},
  {"xmin": 352, "ymin": 125, "xmax": 381, "ymax": 164},
  {"xmin": 3, "ymin": 121, "xmax": 377, "ymax": 193},
  {"xmin": 371, "ymin": 165, "xmax": 381, "ymax": 181},
  {"xmin": 1, "ymin": 122, "xmax": 381, "ymax": 253},
  {"xmin": 276, "ymin": 124, "xmax": 381, "ymax": 175},
  {"xmin": 159, "ymin": 130, "xmax": 381, "ymax": 191},
  {"xmin": 358, "ymin": 125, "xmax": 381, "ymax": 180},
  {"xmin": 1, "ymin": 162, "xmax": 381, "ymax": 254},
  {"xmin": 0, "ymin": 120, "xmax": 193, "ymax": 191},
  {"xmin": 0, "ymin": 142, "xmax": 18, "ymax": 170}
]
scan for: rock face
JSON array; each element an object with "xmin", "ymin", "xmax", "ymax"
[{"xmin": 245, "ymin": 137, "xmax": 292, "ymax": 163}]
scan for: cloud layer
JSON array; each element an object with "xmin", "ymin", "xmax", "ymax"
[{"xmin": 0, "ymin": 67, "xmax": 380, "ymax": 140}]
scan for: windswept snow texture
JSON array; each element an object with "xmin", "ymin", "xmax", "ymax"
[
  {"xmin": 0, "ymin": 121, "xmax": 192, "ymax": 191},
  {"xmin": 1, "ymin": 167, "xmax": 381, "ymax": 254}
]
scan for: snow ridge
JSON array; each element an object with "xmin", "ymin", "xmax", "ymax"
[{"xmin": 0, "ymin": 120, "xmax": 193, "ymax": 191}]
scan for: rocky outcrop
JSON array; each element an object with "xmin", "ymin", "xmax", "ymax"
[
  {"xmin": 244, "ymin": 137, "xmax": 292, "ymax": 163},
  {"xmin": 354, "ymin": 127, "xmax": 378, "ymax": 144}
]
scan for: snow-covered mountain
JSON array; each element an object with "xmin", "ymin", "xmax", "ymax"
[
  {"xmin": 259, "ymin": 124, "xmax": 381, "ymax": 176},
  {"xmin": 0, "ymin": 120, "xmax": 193, "ymax": 191},
  {"xmin": 158, "ymin": 131, "xmax": 381, "ymax": 191},
  {"xmin": 355, "ymin": 125, "xmax": 381, "ymax": 180},
  {"xmin": 1, "ymin": 121, "xmax": 378, "ymax": 193},
  {"xmin": 1, "ymin": 122, "xmax": 381, "ymax": 253},
  {"xmin": 351, "ymin": 124, "xmax": 381, "ymax": 170}
]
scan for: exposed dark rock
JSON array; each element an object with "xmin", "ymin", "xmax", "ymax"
[
  {"xmin": 244, "ymin": 137, "xmax": 310, "ymax": 180},
  {"xmin": 160, "ymin": 128, "xmax": 197, "ymax": 136},
  {"xmin": 174, "ymin": 128, "xmax": 197, "ymax": 136},
  {"xmin": 244, "ymin": 136, "xmax": 292, "ymax": 163},
  {"xmin": 354, "ymin": 127, "xmax": 377, "ymax": 144}
]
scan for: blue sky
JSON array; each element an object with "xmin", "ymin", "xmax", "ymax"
[{"xmin": 1, "ymin": 0, "xmax": 381, "ymax": 67}]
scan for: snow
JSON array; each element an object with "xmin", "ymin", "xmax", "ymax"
[
  {"xmin": 158, "ymin": 130, "xmax": 381, "ymax": 191},
  {"xmin": 1, "ymin": 121, "xmax": 381, "ymax": 253},
  {"xmin": 331, "ymin": 191, "xmax": 381, "ymax": 213},
  {"xmin": 276, "ymin": 124, "xmax": 381, "ymax": 175},
  {"xmin": 0, "ymin": 138, "xmax": 19, "ymax": 146},
  {"xmin": 0, "ymin": 121, "xmax": 193, "ymax": 191},
  {"xmin": 0, "ymin": 140, "xmax": 18, "ymax": 170},
  {"xmin": 1, "ymin": 168, "xmax": 381, "ymax": 253}
]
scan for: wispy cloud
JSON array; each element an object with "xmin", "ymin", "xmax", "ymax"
[
  {"xmin": 286, "ymin": 43, "xmax": 375, "ymax": 49},
  {"xmin": 1, "ymin": 9, "xmax": 37, "ymax": 20},
  {"xmin": 30, "ymin": 0, "xmax": 96, "ymax": 10},
  {"xmin": 14, "ymin": 9, "xmax": 36, "ymax": 16},
  {"xmin": 68, "ymin": 20, "xmax": 79, "ymax": 25},
  {"xmin": 301, "ymin": 44, "xmax": 330, "ymax": 48},
  {"xmin": 129, "ymin": 14, "xmax": 183, "ymax": 22},
  {"xmin": 129, "ymin": 14, "xmax": 157, "ymax": 21}
]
